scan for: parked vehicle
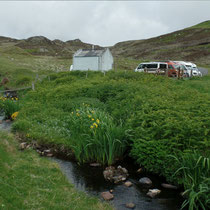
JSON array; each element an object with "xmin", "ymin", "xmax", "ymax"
[
  {"xmin": 165, "ymin": 61, "xmax": 179, "ymax": 77},
  {"xmin": 191, "ymin": 63, "xmax": 202, "ymax": 77},
  {"xmin": 135, "ymin": 62, "xmax": 168, "ymax": 74},
  {"xmin": 174, "ymin": 61, "xmax": 202, "ymax": 77},
  {"xmin": 173, "ymin": 61, "xmax": 192, "ymax": 77}
]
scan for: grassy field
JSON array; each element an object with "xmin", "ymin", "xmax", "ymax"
[
  {"xmin": 0, "ymin": 45, "xmax": 72, "ymax": 89},
  {"xmin": 0, "ymin": 131, "xmax": 113, "ymax": 210}
]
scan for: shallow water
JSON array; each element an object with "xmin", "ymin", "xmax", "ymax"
[
  {"xmin": 54, "ymin": 157, "xmax": 183, "ymax": 210},
  {"xmin": 0, "ymin": 115, "xmax": 12, "ymax": 131}
]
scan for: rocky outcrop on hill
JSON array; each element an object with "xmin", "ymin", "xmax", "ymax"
[{"xmin": 13, "ymin": 36, "xmax": 102, "ymax": 57}]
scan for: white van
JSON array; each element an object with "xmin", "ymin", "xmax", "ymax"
[
  {"xmin": 191, "ymin": 63, "xmax": 202, "ymax": 77},
  {"xmin": 174, "ymin": 61, "xmax": 202, "ymax": 77},
  {"xmin": 135, "ymin": 62, "xmax": 168, "ymax": 74}
]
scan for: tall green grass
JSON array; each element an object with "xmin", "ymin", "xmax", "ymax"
[
  {"xmin": 173, "ymin": 152, "xmax": 210, "ymax": 210},
  {"xmin": 67, "ymin": 105, "xmax": 127, "ymax": 165}
]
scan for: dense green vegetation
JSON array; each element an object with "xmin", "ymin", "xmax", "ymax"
[
  {"xmin": 5, "ymin": 70, "xmax": 208, "ymax": 209},
  {"xmin": 0, "ymin": 131, "xmax": 113, "ymax": 210}
]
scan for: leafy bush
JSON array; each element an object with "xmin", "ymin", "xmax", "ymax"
[
  {"xmin": 0, "ymin": 96, "xmax": 20, "ymax": 119},
  {"xmin": 130, "ymin": 139, "xmax": 179, "ymax": 181}
]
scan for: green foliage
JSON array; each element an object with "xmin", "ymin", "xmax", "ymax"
[
  {"xmin": 173, "ymin": 152, "xmax": 210, "ymax": 210},
  {"xmin": 0, "ymin": 96, "xmax": 20, "ymax": 119},
  {"xmin": 15, "ymin": 76, "xmax": 32, "ymax": 86},
  {"xmin": 67, "ymin": 105, "xmax": 127, "ymax": 165},
  {"xmin": 130, "ymin": 139, "xmax": 179, "ymax": 181},
  {"xmin": 13, "ymin": 71, "xmax": 210, "ymax": 186}
]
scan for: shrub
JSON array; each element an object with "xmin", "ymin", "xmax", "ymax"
[
  {"xmin": 130, "ymin": 139, "xmax": 179, "ymax": 181},
  {"xmin": 0, "ymin": 96, "xmax": 20, "ymax": 119}
]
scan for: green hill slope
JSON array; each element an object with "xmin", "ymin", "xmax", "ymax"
[{"xmin": 111, "ymin": 21, "xmax": 210, "ymax": 65}]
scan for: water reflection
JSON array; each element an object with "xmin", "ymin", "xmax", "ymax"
[{"xmin": 54, "ymin": 158, "xmax": 183, "ymax": 210}]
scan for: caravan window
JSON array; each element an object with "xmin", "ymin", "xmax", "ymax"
[
  {"xmin": 159, "ymin": 64, "xmax": 167, "ymax": 69},
  {"xmin": 147, "ymin": 64, "xmax": 158, "ymax": 68},
  {"xmin": 138, "ymin": 64, "xmax": 146, "ymax": 69}
]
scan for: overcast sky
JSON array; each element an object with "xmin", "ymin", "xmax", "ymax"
[{"xmin": 0, "ymin": 1, "xmax": 210, "ymax": 46}]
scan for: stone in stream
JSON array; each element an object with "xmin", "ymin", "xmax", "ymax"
[
  {"xmin": 46, "ymin": 153, "xmax": 53, "ymax": 157},
  {"xmin": 5, "ymin": 119, "xmax": 11, "ymax": 123},
  {"xmin": 103, "ymin": 165, "xmax": 129, "ymax": 183},
  {"xmin": 36, "ymin": 149, "xmax": 42, "ymax": 154},
  {"xmin": 139, "ymin": 177, "xmax": 152, "ymax": 186},
  {"xmin": 19, "ymin": 142, "xmax": 27, "ymax": 150},
  {"xmin": 43, "ymin": 149, "xmax": 51, "ymax": 154},
  {"xmin": 124, "ymin": 181, "xmax": 133, "ymax": 187},
  {"xmin": 101, "ymin": 191, "xmax": 114, "ymax": 201},
  {"xmin": 0, "ymin": 120, "xmax": 2, "ymax": 124},
  {"xmin": 126, "ymin": 202, "xmax": 136, "ymax": 209},
  {"xmin": 90, "ymin": 163, "xmax": 101, "ymax": 167},
  {"xmin": 137, "ymin": 168, "xmax": 143, "ymax": 173},
  {"xmin": 147, "ymin": 189, "xmax": 161, "ymax": 198},
  {"xmin": 161, "ymin": 183, "xmax": 178, "ymax": 190}
]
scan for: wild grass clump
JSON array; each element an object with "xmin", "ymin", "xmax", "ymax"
[
  {"xmin": 67, "ymin": 105, "xmax": 127, "ymax": 165},
  {"xmin": 173, "ymin": 152, "xmax": 210, "ymax": 210},
  {"xmin": 0, "ymin": 96, "xmax": 20, "ymax": 119}
]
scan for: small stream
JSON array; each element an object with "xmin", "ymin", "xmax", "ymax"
[
  {"xmin": 0, "ymin": 116, "xmax": 183, "ymax": 210},
  {"xmin": 53, "ymin": 157, "xmax": 183, "ymax": 210},
  {"xmin": 0, "ymin": 115, "xmax": 12, "ymax": 131}
]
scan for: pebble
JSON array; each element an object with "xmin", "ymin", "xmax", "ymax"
[
  {"xmin": 101, "ymin": 191, "xmax": 114, "ymax": 201},
  {"xmin": 90, "ymin": 163, "xmax": 101, "ymax": 167},
  {"xmin": 161, "ymin": 183, "xmax": 178, "ymax": 190},
  {"xmin": 124, "ymin": 181, "xmax": 133, "ymax": 187},
  {"xmin": 126, "ymin": 202, "xmax": 135, "ymax": 209},
  {"xmin": 139, "ymin": 177, "xmax": 152, "ymax": 185},
  {"xmin": 19, "ymin": 142, "xmax": 27, "ymax": 150},
  {"xmin": 147, "ymin": 189, "xmax": 161, "ymax": 198},
  {"xmin": 46, "ymin": 153, "xmax": 53, "ymax": 157},
  {"xmin": 137, "ymin": 168, "xmax": 143, "ymax": 173}
]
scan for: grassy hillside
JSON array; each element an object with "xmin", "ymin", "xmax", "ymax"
[
  {"xmin": 0, "ymin": 36, "xmax": 103, "ymax": 89},
  {"xmin": 111, "ymin": 21, "xmax": 210, "ymax": 66},
  {"xmin": 190, "ymin": 20, "xmax": 210, "ymax": 29},
  {"xmin": 0, "ymin": 44, "xmax": 72, "ymax": 89},
  {"xmin": 0, "ymin": 131, "xmax": 112, "ymax": 210}
]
